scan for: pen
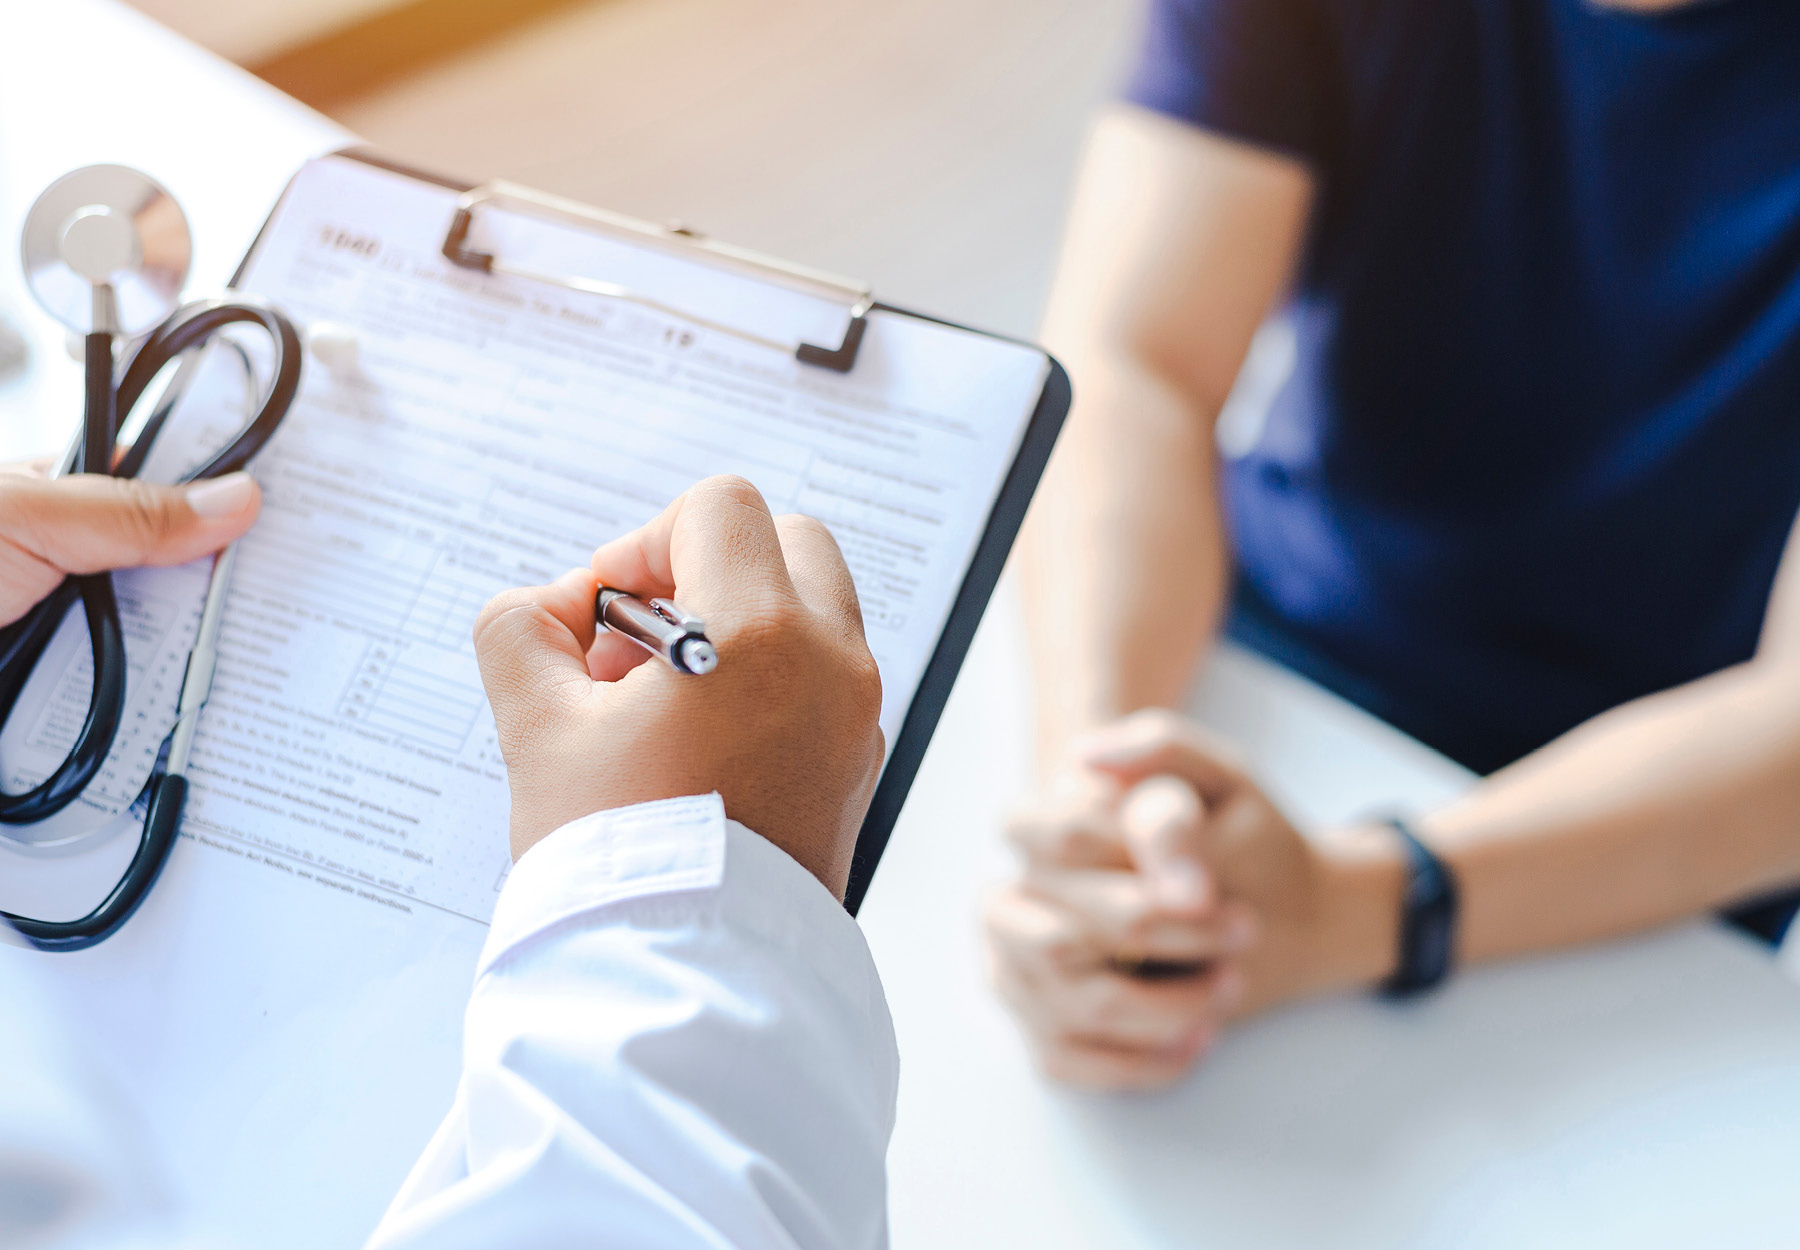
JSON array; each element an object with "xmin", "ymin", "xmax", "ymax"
[{"xmin": 595, "ymin": 587, "xmax": 719, "ymax": 675}]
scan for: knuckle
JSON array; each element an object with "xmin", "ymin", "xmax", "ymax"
[
  {"xmin": 776, "ymin": 511, "xmax": 832, "ymax": 541},
  {"xmin": 471, "ymin": 589, "xmax": 536, "ymax": 650},
  {"xmin": 699, "ymin": 473, "xmax": 764, "ymax": 512},
  {"xmin": 846, "ymin": 647, "xmax": 882, "ymax": 715},
  {"xmin": 1010, "ymin": 811, "xmax": 1109, "ymax": 866},
  {"xmin": 784, "ymin": 515, "xmax": 855, "ymax": 581},
  {"xmin": 986, "ymin": 887, "xmax": 1076, "ymax": 966},
  {"xmin": 117, "ymin": 480, "xmax": 176, "ymax": 550},
  {"xmin": 1131, "ymin": 707, "xmax": 1188, "ymax": 745}
]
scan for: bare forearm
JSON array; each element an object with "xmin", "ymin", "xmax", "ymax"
[
  {"xmin": 1020, "ymin": 354, "xmax": 1227, "ymax": 765},
  {"xmin": 1020, "ymin": 109, "xmax": 1311, "ymax": 771},
  {"xmin": 1410, "ymin": 660, "xmax": 1800, "ymax": 964},
  {"xmin": 1288, "ymin": 661, "xmax": 1800, "ymax": 1006}
]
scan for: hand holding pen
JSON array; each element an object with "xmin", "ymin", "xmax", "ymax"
[{"xmin": 471, "ymin": 476, "xmax": 885, "ymax": 896}]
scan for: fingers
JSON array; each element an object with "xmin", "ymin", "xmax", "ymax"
[
  {"xmin": 0, "ymin": 471, "xmax": 261, "ymax": 574},
  {"xmin": 1118, "ymin": 775, "xmax": 1213, "ymax": 913},
  {"xmin": 993, "ymin": 953, "xmax": 1234, "ymax": 1055},
  {"xmin": 987, "ymin": 887, "xmax": 1244, "ymax": 1087},
  {"xmin": 1017, "ymin": 868, "xmax": 1255, "ymax": 964},
  {"xmin": 992, "ymin": 965, "xmax": 1234, "ymax": 1092},
  {"xmin": 986, "ymin": 885, "xmax": 1249, "ymax": 1031},
  {"xmin": 1070, "ymin": 709, "xmax": 1250, "ymax": 801},
  {"xmin": 590, "ymin": 476, "xmax": 795, "ymax": 624},
  {"xmin": 473, "ymin": 567, "xmax": 600, "ymax": 747},
  {"xmin": 772, "ymin": 513, "xmax": 866, "ymax": 642},
  {"xmin": 586, "ymin": 631, "xmax": 652, "ymax": 684},
  {"xmin": 589, "ymin": 481, "xmax": 866, "ymax": 681},
  {"xmin": 993, "ymin": 714, "xmax": 1294, "ymax": 1091},
  {"xmin": 1004, "ymin": 772, "xmax": 1131, "ymax": 869},
  {"xmin": 987, "ymin": 848, "xmax": 1264, "ymax": 1092}
]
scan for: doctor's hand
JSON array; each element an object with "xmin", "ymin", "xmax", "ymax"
[
  {"xmin": 473, "ymin": 475, "xmax": 884, "ymax": 898},
  {"xmin": 985, "ymin": 711, "xmax": 1403, "ymax": 1090},
  {"xmin": 0, "ymin": 464, "xmax": 262, "ymax": 626}
]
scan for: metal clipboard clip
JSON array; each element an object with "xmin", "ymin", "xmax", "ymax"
[{"xmin": 441, "ymin": 181, "xmax": 874, "ymax": 373}]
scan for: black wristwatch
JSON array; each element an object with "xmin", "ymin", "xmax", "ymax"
[{"xmin": 1378, "ymin": 815, "xmax": 1458, "ymax": 999}]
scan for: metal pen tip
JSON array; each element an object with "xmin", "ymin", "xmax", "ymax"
[{"xmin": 678, "ymin": 638, "xmax": 719, "ymax": 675}]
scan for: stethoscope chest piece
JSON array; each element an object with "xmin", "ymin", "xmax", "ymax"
[{"xmin": 21, "ymin": 164, "xmax": 191, "ymax": 335}]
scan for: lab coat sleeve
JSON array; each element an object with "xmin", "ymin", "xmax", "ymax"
[{"xmin": 364, "ymin": 793, "xmax": 900, "ymax": 1250}]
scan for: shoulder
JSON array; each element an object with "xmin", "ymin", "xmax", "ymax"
[{"xmin": 1124, "ymin": 0, "xmax": 1462, "ymax": 166}]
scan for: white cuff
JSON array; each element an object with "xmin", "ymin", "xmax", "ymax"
[
  {"xmin": 478, "ymin": 795, "xmax": 880, "ymax": 1011},
  {"xmin": 478, "ymin": 794, "xmax": 728, "ymax": 979}
]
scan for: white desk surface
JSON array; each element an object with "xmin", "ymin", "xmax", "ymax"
[
  {"xmin": 0, "ymin": 2, "xmax": 348, "ymax": 463},
  {"xmin": 7, "ymin": 5, "xmax": 1800, "ymax": 1248}
]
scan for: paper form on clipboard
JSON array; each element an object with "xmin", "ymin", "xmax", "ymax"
[{"xmin": 0, "ymin": 150, "xmax": 1063, "ymax": 929}]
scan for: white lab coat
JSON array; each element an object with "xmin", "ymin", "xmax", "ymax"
[{"xmin": 1, "ymin": 794, "xmax": 899, "ymax": 1250}]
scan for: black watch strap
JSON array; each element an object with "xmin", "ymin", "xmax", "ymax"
[{"xmin": 1379, "ymin": 815, "xmax": 1458, "ymax": 999}]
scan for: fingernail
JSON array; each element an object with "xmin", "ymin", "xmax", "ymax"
[{"xmin": 186, "ymin": 473, "xmax": 256, "ymax": 519}]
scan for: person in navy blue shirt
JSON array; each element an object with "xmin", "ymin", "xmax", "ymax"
[{"xmin": 984, "ymin": 0, "xmax": 1800, "ymax": 1089}]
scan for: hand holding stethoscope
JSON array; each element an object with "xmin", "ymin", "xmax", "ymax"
[
  {"xmin": 0, "ymin": 166, "xmax": 303, "ymax": 951},
  {"xmin": 0, "ymin": 466, "xmax": 262, "ymax": 623}
]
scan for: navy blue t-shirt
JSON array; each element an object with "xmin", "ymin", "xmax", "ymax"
[{"xmin": 1128, "ymin": 0, "xmax": 1800, "ymax": 776}]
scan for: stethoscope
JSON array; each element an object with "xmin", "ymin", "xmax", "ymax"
[{"xmin": 0, "ymin": 165, "xmax": 303, "ymax": 952}]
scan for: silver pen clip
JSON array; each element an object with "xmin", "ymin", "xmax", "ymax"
[{"xmin": 649, "ymin": 598, "xmax": 707, "ymax": 634}]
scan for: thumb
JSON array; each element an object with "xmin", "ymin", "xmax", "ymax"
[
  {"xmin": 2, "ymin": 472, "xmax": 261, "ymax": 574},
  {"xmin": 1118, "ymin": 774, "xmax": 1213, "ymax": 914},
  {"xmin": 473, "ymin": 568, "xmax": 601, "ymax": 742}
]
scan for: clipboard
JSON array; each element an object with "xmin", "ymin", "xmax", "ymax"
[{"xmin": 226, "ymin": 148, "xmax": 1071, "ymax": 914}]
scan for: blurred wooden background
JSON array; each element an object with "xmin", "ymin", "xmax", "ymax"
[{"xmin": 129, "ymin": 0, "xmax": 1142, "ymax": 338}]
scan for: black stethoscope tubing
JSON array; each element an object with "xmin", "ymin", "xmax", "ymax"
[{"xmin": 0, "ymin": 298, "xmax": 301, "ymax": 951}]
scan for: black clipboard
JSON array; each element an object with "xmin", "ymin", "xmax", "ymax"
[{"xmin": 236, "ymin": 148, "xmax": 1071, "ymax": 915}]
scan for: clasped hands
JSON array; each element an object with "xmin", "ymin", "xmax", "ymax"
[
  {"xmin": 986, "ymin": 710, "xmax": 1402, "ymax": 1091},
  {"xmin": 5, "ymin": 456, "xmax": 1390, "ymax": 1076}
]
